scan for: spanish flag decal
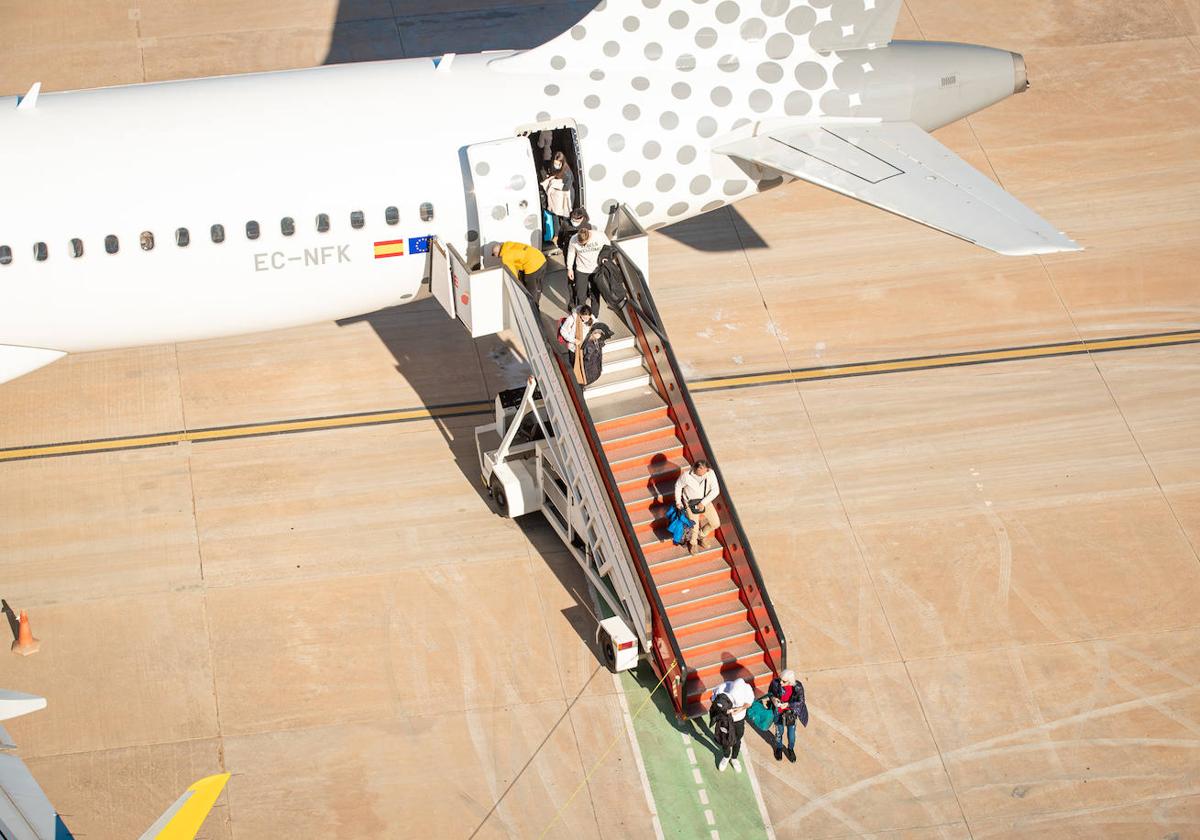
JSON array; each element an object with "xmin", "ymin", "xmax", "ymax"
[{"xmin": 374, "ymin": 239, "xmax": 405, "ymax": 259}]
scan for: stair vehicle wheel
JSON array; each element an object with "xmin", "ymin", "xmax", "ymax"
[
  {"xmin": 490, "ymin": 477, "xmax": 509, "ymax": 517},
  {"xmin": 601, "ymin": 636, "xmax": 617, "ymax": 671},
  {"xmin": 596, "ymin": 616, "xmax": 638, "ymax": 672}
]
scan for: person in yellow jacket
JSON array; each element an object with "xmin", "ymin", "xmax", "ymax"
[{"xmin": 491, "ymin": 241, "xmax": 547, "ymax": 310}]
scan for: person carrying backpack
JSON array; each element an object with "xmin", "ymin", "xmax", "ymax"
[
  {"xmin": 767, "ymin": 669, "xmax": 808, "ymax": 763},
  {"xmin": 711, "ymin": 677, "xmax": 754, "ymax": 772},
  {"xmin": 580, "ymin": 322, "xmax": 614, "ymax": 385}
]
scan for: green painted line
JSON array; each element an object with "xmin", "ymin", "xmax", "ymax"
[{"xmin": 620, "ymin": 661, "xmax": 769, "ymax": 840}]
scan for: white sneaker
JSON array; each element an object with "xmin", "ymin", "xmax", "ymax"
[
  {"xmin": 732, "ymin": 758, "xmax": 743, "ymax": 774},
  {"xmin": 718, "ymin": 757, "xmax": 730, "ymax": 772}
]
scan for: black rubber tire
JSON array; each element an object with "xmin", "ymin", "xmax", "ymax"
[
  {"xmin": 600, "ymin": 630, "xmax": 617, "ymax": 671},
  {"xmin": 490, "ymin": 477, "xmax": 509, "ymax": 517}
]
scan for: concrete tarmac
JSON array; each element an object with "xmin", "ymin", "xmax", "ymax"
[{"xmin": 1, "ymin": 1, "xmax": 1199, "ymax": 838}]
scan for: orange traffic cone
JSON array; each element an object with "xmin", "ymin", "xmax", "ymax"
[{"xmin": 11, "ymin": 609, "xmax": 40, "ymax": 656}]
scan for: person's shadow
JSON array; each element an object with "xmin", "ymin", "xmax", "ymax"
[{"xmin": 1, "ymin": 600, "xmax": 19, "ymax": 642}]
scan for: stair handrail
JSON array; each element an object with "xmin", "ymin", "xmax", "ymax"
[
  {"xmin": 502, "ymin": 270, "xmax": 688, "ymax": 715},
  {"xmin": 606, "ymin": 212, "xmax": 789, "ymax": 678}
]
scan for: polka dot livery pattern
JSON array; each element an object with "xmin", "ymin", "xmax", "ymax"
[{"xmin": 496, "ymin": 0, "xmax": 902, "ymax": 229}]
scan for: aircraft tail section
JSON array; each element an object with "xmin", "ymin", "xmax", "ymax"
[
  {"xmin": 137, "ymin": 773, "xmax": 230, "ymax": 840},
  {"xmin": 497, "ymin": 0, "xmax": 903, "ymax": 74}
]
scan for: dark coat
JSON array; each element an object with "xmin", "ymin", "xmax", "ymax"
[
  {"xmin": 768, "ymin": 677, "xmax": 808, "ymax": 727},
  {"xmin": 580, "ymin": 322, "xmax": 614, "ymax": 385}
]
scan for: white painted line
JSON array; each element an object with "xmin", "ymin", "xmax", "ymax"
[
  {"xmin": 742, "ymin": 749, "xmax": 777, "ymax": 840},
  {"xmin": 681, "ymin": 733, "xmax": 691, "ymax": 745},
  {"xmin": 711, "ymin": 832, "xmax": 720, "ymax": 840},
  {"xmin": 692, "ymin": 768, "xmax": 704, "ymax": 785},
  {"xmin": 704, "ymin": 809, "xmax": 716, "ymax": 826},
  {"xmin": 686, "ymin": 747, "xmax": 698, "ymax": 766},
  {"xmin": 596, "ymin": 587, "xmax": 665, "ymax": 840},
  {"xmin": 698, "ymin": 788, "xmax": 709, "ymax": 805}
]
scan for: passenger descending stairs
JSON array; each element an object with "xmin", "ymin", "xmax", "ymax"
[{"xmin": 585, "ymin": 336, "xmax": 775, "ymax": 717}]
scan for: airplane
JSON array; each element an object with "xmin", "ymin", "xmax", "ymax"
[
  {"xmin": 0, "ymin": 0, "xmax": 1080, "ymax": 386},
  {"xmin": 0, "ymin": 689, "xmax": 229, "ymax": 839}
]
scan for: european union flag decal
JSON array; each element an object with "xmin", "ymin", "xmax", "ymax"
[{"xmin": 408, "ymin": 236, "xmax": 431, "ymax": 255}]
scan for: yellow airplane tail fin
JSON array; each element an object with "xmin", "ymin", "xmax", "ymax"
[{"xmin": 137, "ymin": 773, "xmax": 230, "ymax": 840}]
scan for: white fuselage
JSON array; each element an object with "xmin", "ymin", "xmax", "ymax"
[{"xmin": 0, "ymin": 33, "xmax": 1022, "ymax": 363}]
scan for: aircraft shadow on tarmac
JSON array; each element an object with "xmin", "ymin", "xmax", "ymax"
[{"xmin": 336, "ymin": 291, "xmax": 605, "ymax": 661}]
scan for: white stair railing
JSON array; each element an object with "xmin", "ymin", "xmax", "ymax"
[{"xmin": 503, "ymin": 273, "xmax": 652, "ymax": 649}]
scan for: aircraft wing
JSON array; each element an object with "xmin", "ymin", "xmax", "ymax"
[{"xmin": 715, "ymin": 121, "xmax": 1081, "ymax": 256}]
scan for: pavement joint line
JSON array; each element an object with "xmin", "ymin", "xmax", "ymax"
[
  {"xmin": 744, "ymin": 743, "xmax": 778, "ymax": 840},
  {"xmin": 3, "ymin": 328, "xmax": 1197, "ymax": 463},
  {"xmin": 591, "ymin": 582, "xmax": 665, "ymax": 840}
]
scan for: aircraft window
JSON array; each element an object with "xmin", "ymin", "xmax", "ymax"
[
  {"xmin": 70, "ymin": 238, "xmax": 84, "ymax": 258},
  {"xmin": 176, "ymin": 228, "xmax": 190, "ymax": 247},
  {"xmin": 316, "ymin": 213, "xmax": 330, "ymax": 233},
  {"xmin": 33, "ymin": 242, "xmax": 48, "ymax": 262},
  {"xmin": 140, "ymin": 231, "xmax": 155, "ymax": 251},
  {"xmin": 211, "ymin": 224, "xmax": 225, "ymax": 243},
  {"xmin": 105, "ymin": 235, "xmax": 119, "ymax": 254},
  {"xmin": 0, "ymin": 245, "xmax": 10, "ymax": 265},
  {"xmin": 420, "ymin": 202, "xmax": 434, "ymax": 222},
  {"xmin": 246, "ymin": 220, "xmax": 260, "ymax": 240},
  {"xmin": 281, "ymin": 217, "xmax": 295, "ymax": 237},
  {"xmin": 385, "ymin": 206, "xmax": 399, "ymax": 225}
]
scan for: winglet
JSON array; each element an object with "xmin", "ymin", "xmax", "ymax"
[
  {"xmin": 16, "ymin": 82, "xmax": 41, "ymax": 110},
  {"xmin": 138, "ymin": 773, "xmax": 231, "ymax": 840},
  {"xmin": 0, "ymin": 689, "xmax": 48, "ymax": 722}
]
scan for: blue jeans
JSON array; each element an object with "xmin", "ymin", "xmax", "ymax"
[{"xmin": 774, "ymin": 714, "xmax": 796, "ymax": 750}]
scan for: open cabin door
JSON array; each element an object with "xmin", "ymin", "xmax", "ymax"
[
  {"xmin": 430, "ymin": 237, "xmax": 454, "ymax": 317},
  {"xmin": 466, "ymin": 138, "xmax": 542, "ymax": 259}
]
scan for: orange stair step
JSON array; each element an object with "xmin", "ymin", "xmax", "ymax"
[
  {"xmin": 597, "ymin": 409, "xmax": 676, "ymax": 447},
  {"xmin": 679, "ymin": 624, "xmax": 759, "ymax": 663},
  {"xmin": 689, "ymin": 647, "xmax": 770, "ymax": 683},
  {"xmin": 667, "ymin": 593, "xmax": 746, "ymax": 634},
  {"xmin": 612, "ymin": 456, "xmax": 685, "ymax": 491},
  {"xmin": 603, "ymin": 431, "xmax": 683, "ymax": 467},
  {"xmin": 594, "ymin": 405, "xmax": 671, "ymax": 440},
  {"xmin": 663, "ymin": 579, "xmax": 739, "ymax": 612},
  {"xmin": 657, "ymin": 567, "xmax": 735, "ymax": 602},
  {"xmin": 650, "ymin": 555, "xmax": 729, "ymax": 589},
  {"xmin": 644, "ymin": 542, "xmax": 723, "ymax": 572},
  {"xmin": 627, "ymin": 496, "xmax": 672, "ymax": 523},
  {"xmin": 620, "ymin": 472, "xmax": 678, "ymax": 505},
  {"xmin": 685, "ymin": 664, "xmax": 775, "ymax": 707}
]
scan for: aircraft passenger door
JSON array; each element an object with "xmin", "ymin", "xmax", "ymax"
[
  {"xmin": 466, "ymin": 138, "xmax": 542, "ymax": 257},
  {"xmin": 430, "ymin": 237, "xmax": 454, "ymax": 317}
]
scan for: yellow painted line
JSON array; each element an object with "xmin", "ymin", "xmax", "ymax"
[
  {"xmin": 0, "ymin": 401, "xmax": 491, "ymax": 462},
  {"xmin": 690, "ymin": 331, "xmax": 1200, "ymax": 392},
  {"xmin": 3, "ymin": 330, "xmax": 1197, "ymax": 464}
]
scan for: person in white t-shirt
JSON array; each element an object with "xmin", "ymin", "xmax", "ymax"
[
  {"xmin": 675, "ymin": 459, "xmax": 721, "ymax": 554},
  {"xmin": 714, "ymin": 677, "xmax": 755, "ymax": 773},
  {"xmin": 566, "ymin": 225, "xmax": 611, "ymax": 312}
]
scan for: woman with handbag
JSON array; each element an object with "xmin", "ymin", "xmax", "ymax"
[
  {"xmin": 767, "ymin": 669, "xmax": 807, "ymax": 762},
  {"xmin": 673, "ymin": 459, "xmax": 721, "ymax": 555}
]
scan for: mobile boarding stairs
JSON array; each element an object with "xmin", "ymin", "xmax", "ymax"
[{"xmin": 428, "ymin": 206, "xmax": 787, "ymax": 718}]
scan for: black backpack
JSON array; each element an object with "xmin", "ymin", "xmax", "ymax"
[
  {"xmin": 594, "ymin": 246, "xmax": 628, "ymax": 311},
  {"xmin": 709, "ymin": 693, "xmax": 736, "ymax": 747}
]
